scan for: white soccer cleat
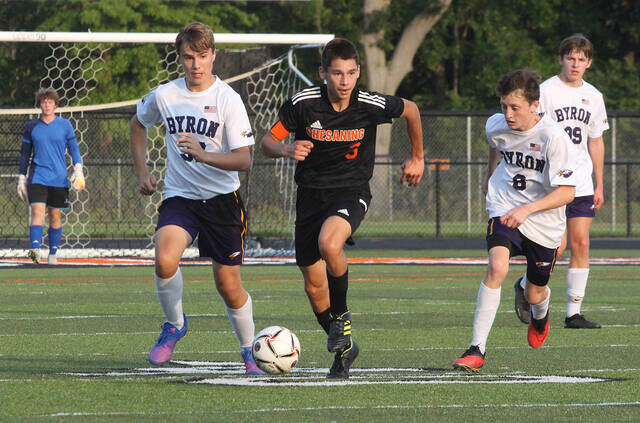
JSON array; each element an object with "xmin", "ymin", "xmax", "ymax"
[{"xmin": 48, "ymin": 254, "xmax": 58, "ymax": 265}]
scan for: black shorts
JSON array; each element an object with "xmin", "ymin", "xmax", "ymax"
[
  {"xmin": 295, "ymin": 184, "xmax": 371, "ymax": 267},
  {"xmin": 27, "ymin": 183, "xmax": 69, "ymax": 209},
  {"xmin": 486, "ymin": 217, "xmax": 557, "ymax": 286},
  {"xmin": 156, "ymin": 192, "xmax": 248, "ymax": 265},
  {"xmin": 566, "ymin": 195, "xmax": 595, "ymax": 218}
]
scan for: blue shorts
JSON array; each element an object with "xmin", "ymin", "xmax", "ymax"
[
  {"xmin": 486, "ymin": 217, "xmax": 557, "ymax": 286},
  {"xmin": 156, "ymin": 192, "xmax": 247, "ymax": 265},
  {"xmin": 566, "ymin": 195, "xmax": 595, "ymax": 218}
]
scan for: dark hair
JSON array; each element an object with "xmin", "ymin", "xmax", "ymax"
[
  {"xmin": 496, "ymin": 69, "xmax": 541, "ymax": 104},
  {"xmin": 558, "ymin": 33, "xmax": 593, "ymax": 60},
  {"xmin": 175, "ymin": 22, "xmax": 215, "ymax": 55},
  {"xmin": 321, "ymin": 38, "xmax": 360, "ymax": 69},
  {"xmin": 35, "ymin": 88, "xmax": 59, "ymax": 107}
]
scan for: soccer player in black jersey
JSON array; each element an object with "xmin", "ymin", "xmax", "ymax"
[{"xmin": 261, "ymin": 38, "xmax": 424, "ymax": 378}]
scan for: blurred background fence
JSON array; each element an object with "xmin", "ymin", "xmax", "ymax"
[{"xmin": 1, "ymin": 110, "xmax": 639, "ymax": 249}]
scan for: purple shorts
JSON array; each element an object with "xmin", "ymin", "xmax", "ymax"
[
  {"xmin": 566, "ymin": 195, "xmax": 595, "ymax": 218},
  {"xmin": 486, "ymin": 217, "xmax": 557, "ymax": 286},
  {"xmin": 156, "ymin": 192, "xmax": 247, "ymax": 265}
]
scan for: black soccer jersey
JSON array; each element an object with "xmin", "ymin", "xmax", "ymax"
[{"xmin": 276, "ymin": 85, "xmax": 404, "ymax": 188}]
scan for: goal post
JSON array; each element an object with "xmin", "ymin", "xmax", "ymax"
[
  {"xmin": 0, "ymin": 31, "xmax": 334, "ymax": 45},
  {"xmin": 0, "ymin": 31, "xmax": 333, "ymax": 259}
]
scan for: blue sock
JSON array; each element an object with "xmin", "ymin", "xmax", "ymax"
[
  {"xmin": 29, "ymin": 225, "xmax": 43, "ymax": 249},
  {"xmin": 48, "ymin": 226, "xmax": 62, "ymax": 255}
]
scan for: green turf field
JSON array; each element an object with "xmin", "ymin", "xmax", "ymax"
[{"xmin": 1, "ymin": 258, "xmax": 639, "ymax": 421}]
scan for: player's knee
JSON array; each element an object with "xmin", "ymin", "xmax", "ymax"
[
  {"xmin": 317, "ymin": 236, "xmax": 342, "ymax": 261},
  {"xmin": 154, "ymin": 252, "xmax": 179, "ymax": 278},
  {"xmin": 570, "ymin": 236, "xmax": 590, "ymax": 258},
  {"xmin": 486, "ymin": 261, "xmax": 508, "ymax": 284},
  {"xmin": 155, "ymin": 263, "xmax": 178, "ymax": 279}
]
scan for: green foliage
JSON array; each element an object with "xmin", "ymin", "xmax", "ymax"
[{"xmin": 1, "ymin": 0, "xmax": 638, "ymax": 110}]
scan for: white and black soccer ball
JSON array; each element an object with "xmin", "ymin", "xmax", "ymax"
[{"xmin": 251, "ymin": 326, "xmax": 301, "ymax": 374}]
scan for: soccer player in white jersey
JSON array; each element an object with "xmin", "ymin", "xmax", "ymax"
[
  {"xmin": 453, "ymin": 69, "xmax": 577, "ymax": 372},
  {"xmin": 513, "ymin": 34, "xmax": 608, "ymax": 329},
  {"xmin": 130, "ymin": 22, "xmax": 263, "ymax": 374}
]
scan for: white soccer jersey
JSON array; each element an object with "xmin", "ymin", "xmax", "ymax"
[
  {"xmin": 538, "ymin": 75, "xmax": 608, "ymax": 196},
  {"xmin": 137, "ymin": 77, "xmax": 255, "ymax": 200},
  {"xmin": 485, "ymin": 113, "xmax": 577, "ymax": 248}
]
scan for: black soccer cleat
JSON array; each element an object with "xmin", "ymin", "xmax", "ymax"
[
  {"xmin": 514, "ymin": 277, "xmax": 531, "ymax": 324},
  {"xmin": 327, "ymin": 311, "xmax": 352, "ymax": 352},
  {"xmin": 327, "ymin": 339, "xmax": 359, "ymax": 379},
  {"xmin": 564, "ymin": 313, "xmax": 602, "ymax": 329}
]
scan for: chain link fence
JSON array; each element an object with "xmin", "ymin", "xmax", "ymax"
[{"xmin": 1, "ymin": 110, "xmax": 639, "ymax": 248}]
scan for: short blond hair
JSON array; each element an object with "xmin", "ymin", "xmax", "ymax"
[
  {"xmin": 35, "ymin": 88, "xmax": 59, "ymax": 106},
  {"xmin": 175, "ymin": 22, "xmax": 215, "ymax": 55}
]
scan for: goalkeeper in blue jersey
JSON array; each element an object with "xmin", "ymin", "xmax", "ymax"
[{"xmin": 18, "ymin": 88, "xmax": 85, "ymax": 264}]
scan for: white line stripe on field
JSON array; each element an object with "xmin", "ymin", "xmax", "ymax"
[
  {"xmin": 32, "ymin": 402, "xmax": 640, "ymax": 418},
  {"xmin": 190, "ymin": 375, "xmax": 610, "ymax": 386},
  {"xmin": 235, "ymin": 402, "xmax": 640, "ymax": 413},
  {"xmin": 570, "ymin": 368, "xmax": 640, "ymax": 373},
  {"xmin": 0, "ymin": 313, "xmax": 223, "ymax": 321}
]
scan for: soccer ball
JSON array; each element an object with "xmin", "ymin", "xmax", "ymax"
[{"xmin": 251, "ymin": 326, "xmax": 301, "ymax": 374}]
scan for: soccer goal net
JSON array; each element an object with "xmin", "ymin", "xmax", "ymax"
[{"xmin": 0, "ymin": 31, "xmax": 332, "ymax": 259}]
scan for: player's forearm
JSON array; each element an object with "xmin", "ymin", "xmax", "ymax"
[
  {"xmin": 588, "ymin": 137, "xmax": 605, "ymax": 188},
  {"xmin": 130, "ymin": 116, "xmax": 149, "ymax": 177},
  {"xmin": 525, "ymin": 185, "xmax": 575, "ymax": 214},
  {"xmin": 402, "ymin": 100, "xmax": 424, "ymax": 160},
  {"xmin": 199, "ymin": 147, "xmax": 251, "ymax": 171},
  {"xmin": 18, "ymin": 141, "xmax": 32, "ymax": 175},
  {"xmin": 260, "ymin": 133, "xmax": 286, "ymax": 158},
  {"xmin": 486, "ymin": 147, "xmax": 500, "ymax": 179},
  {"xmin": 67, "ymin": 137, "xmax": 83, "ymax": 165}
]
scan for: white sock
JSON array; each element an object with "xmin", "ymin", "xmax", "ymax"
[
  {"xmin": 531, "ymin": 286, "xmax": 550, "ymax": 320},
  {"xmin": 519, "ymin": 272, "xmax": 527, "ymax": 289},
  {"xmin": 226, "ymin": 294, "xmax": 256, "ymax": 349},
  {"xmin": 470, "ymin": 282, "xmax": 501, "ymax": 354},
  {"xmin": 155, "ymin": 269, "xmax": 184, "ymax": 330},
  {"xmin": 566, "ymin": 268, "xmax": 589, "ymax": 317}
]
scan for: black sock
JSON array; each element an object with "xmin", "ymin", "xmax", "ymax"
[
  {"xmin": 315, "ymin": 308, "xmax": 331, "ymax": 334},
  {"xmin": 328, "ymin": 269, "xmax": 349, "ymax": 316}
]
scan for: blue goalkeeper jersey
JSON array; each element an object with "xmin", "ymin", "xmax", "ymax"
[{"xmin": 19, "ymin": 116, "xmax": 82, "ymax": 188}]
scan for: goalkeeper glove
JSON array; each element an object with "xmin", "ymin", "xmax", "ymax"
[
  {"xmin": 17, "ymin": 175, "xmax": 27, "ymax": 201},
  {"xmin": 70, "ymin": 163, "xmax": 85, "ymax": 190}
]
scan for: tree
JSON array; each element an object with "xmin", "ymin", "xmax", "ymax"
[
  {"xmin": 0, "ymin": 0, "xmax": 259, "ymax": 106},
  {"xmin": 359, "ymin": 0, "xmax": 452, "ymax": 216}
]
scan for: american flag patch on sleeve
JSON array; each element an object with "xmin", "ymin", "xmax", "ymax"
[
  {"xmin": 204, "ymin": 105, "xmax": 217, "ymax": 113},
  {"xmin": 529, "ymin": 143, "xmax": 541, "ymax": 151}
]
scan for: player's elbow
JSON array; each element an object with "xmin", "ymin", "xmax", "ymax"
[
  {"xmin": 235, "ymin": 148, "xmax": 252, "ymax": 171},
  {"xmin": 564, "ymin": 186, "xmax": 576, "ymax": 204},
  {"xmin": 130, "ymin": 115, "xmax": 145, "ymax": 134},
  {"xmin": 238, "ymin": 157, "xmax": 251, "ymax": 171},
  {"xmin": 402, "ymin": 99, "xmax": 420, "ymax": 119}
]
